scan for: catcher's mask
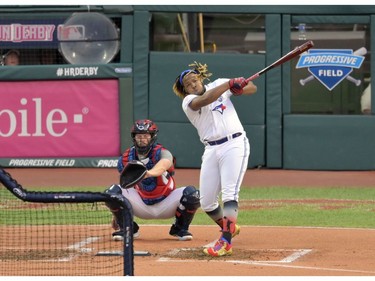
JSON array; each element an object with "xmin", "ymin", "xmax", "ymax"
[{"xmin": 131, "ymin": 119, "xmax": 159, "ymax": 155}]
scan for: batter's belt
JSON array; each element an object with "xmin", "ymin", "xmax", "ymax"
[{"xmin": 205, "ymin": 132, "xmax": 242, "ymax": 146}]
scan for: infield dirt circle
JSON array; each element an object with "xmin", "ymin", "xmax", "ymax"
[{"xmin": 8, "ymin": 168, "xmax": 375, "ymax": 276}]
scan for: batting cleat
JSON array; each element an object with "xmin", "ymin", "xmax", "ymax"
[
  {"xmin": 218, "ymin": 224, "xmax": 240, "ymax": 239},
  {"xmin": 232, "ymin": 224, "xmax": 241, "ymax": 238},
  {"xmin": 112, "ymin": 222, "xmax": 140, "ymax": 241},
  {"xmin": 169, "ymin": 224, "xmax": 193, "ymax": 241},
  {"xmin": 203, "ymin": 237, "xmax": 232, "ymax": 257}
]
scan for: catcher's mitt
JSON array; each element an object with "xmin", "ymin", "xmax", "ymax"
[{"xmin": 119, "ymin": 160, "xmax": 147, "ymax": 189}]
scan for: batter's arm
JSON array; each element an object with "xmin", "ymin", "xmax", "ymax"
[
  {"xmin": 242, "ymin": 81, "xmax": 257, "ymax": 96},
  {"xmin": 189, "ymin": 81, "xmax": 229, "ymax": 111}
]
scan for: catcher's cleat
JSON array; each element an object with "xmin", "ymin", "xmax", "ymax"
[
  {"xmin": 112, "ymin": 231, "xmax": 124, "ymax": 241},
  {"xmin": 133, "ymin": 221, "xmax": 140, "ymax": 238},
  {"xmin": 169, "ymin": 224, "xmax": 193, "ymax": 241},
  {"xmin": 112, "ymin": 222, "xmax": 140, "ymax": 241},
  {"xmin": 203, "ymin": 237, "xmax": 232, "ymax": 257}
]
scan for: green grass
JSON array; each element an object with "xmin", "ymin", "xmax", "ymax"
[
  {"xmin": 135, "ymin": 186, "xmax": 375, "ymax": 228},
  {"xmin": 236, "ymin": 186, "xmax": 375, "ymax": 228},
  {"xmin": 241, "ymin": 186, "xmax": 375, "ymax": 200},
  {"xmin": 2, "ymin": 186, "xmax": 374, "ymax": 228},
  {"xmin": 2, "ymin": 208, "xmax": 112, "ymax": 225}
]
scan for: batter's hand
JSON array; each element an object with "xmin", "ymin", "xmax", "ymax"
[{"xmin": 229, "ymin": 77, "xmax": 248, "ymax": 96}]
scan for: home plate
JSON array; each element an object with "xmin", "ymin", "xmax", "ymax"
[{"xmin": 96, "ymin": 250, "xmax": 151, "ymax": 256}]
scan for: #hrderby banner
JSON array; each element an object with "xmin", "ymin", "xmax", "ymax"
[{"xmin": 0, "ymin": 79, "xmax": 120, "ymax": 157}]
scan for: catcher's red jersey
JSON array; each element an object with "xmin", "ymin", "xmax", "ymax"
[{"xmin": 120, "ymin": 144, "xmax": 176, "ymax": 205}]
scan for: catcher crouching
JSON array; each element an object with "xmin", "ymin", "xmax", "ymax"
[{"xmin": 105, "ymin": 119, "xmax": 200, "ymax": 241}]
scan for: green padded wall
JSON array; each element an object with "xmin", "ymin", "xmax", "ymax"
[
  {"xmin": 265, "ymin": 14, "xmax": 283, "ymax": 168},
  {"xmin": 119, "ymin": 77, "xmax": 134, "ymax": 153},
  {"xmin": 284, "ymin": 115, "xmax": 375, "ymax": 170}
]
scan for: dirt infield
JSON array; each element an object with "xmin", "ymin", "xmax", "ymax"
[{"xmin": 4, "ymin": 167, "xmax": 375, "ymax": 276}]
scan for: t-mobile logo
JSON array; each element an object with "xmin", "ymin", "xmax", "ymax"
[{"xmin": 0, "ymin": 97, "xmax": 88, "ymax": 137}]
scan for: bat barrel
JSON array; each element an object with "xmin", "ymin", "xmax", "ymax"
[
  {"xmin": 299, "ymin": 40, "xmax": 314, "ymax": 52},
  {"xmin": 244, "ymin": 40, "xmax": 314, "ymax": 83}
]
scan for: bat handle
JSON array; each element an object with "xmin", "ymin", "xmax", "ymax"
[{"xmin": 245, "ymin": 73, "xmax": 259, "ymax": 83}]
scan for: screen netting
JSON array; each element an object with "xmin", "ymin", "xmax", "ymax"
[{"xmin": 0, "ymin": 168, "xmax": 134, "ymax": 276}]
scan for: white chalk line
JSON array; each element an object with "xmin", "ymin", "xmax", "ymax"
[
  {"xmin": 279, "ymin": 249, "xmax": 312, "ymax": 263},
  {"xmin": 224, "ymin": 260, "xmax": 375, "ymax": 275},
  {"xmin": 67, "ymin": 236, "xmax": 99, "ymax": 250},
  {"xmin": 158, "ymin": 257, "xmax": 375, "ymax": 275},
  {"xmin": 163, "ymin": 225, "xmax": 374, "ymax": 274},
  {"xmin": 44, "ymin": 236, "xmax": 100, "ymax": 262},
  {"xmin": 158, "ymin": 247, "xmax": 375, "ymax": 275},
  {"xmin": 162, "ymin": 248, "xmax": 311, "ymax": 264}
]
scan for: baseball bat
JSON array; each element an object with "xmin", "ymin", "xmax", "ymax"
[{"xmin": 245, "ymin": 40, "xmax": 314, "ymax": 83}]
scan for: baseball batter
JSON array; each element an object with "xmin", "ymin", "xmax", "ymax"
[{"xmin": 173, "ymin": 62, "xmax": 257, "ymax": 257}]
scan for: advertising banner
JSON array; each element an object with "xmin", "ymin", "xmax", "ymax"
[
  {"xmin": 0, "ymin": 19, "xmax": 65, "ymax": 48},
  {"xmin": 0, "ymin": 79, "xmax": 120, "ymax": 158}
]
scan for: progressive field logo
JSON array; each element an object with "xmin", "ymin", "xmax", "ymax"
[{"xmin": 296, "ymin": 48, "xmax": 366, "ymax": 91}]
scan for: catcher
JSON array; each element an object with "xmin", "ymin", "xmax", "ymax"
[{"xmin": 105, "ymin": 119, "xmax": 200, "ymax": 241}]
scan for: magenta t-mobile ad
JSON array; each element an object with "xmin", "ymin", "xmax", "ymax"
[{"xmin": 0, "ymin": 79, "xmax": 120, "ymax": 157}]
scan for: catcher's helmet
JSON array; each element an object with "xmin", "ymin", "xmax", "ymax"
[{"xmin": 131, "ymin": 119, "xmax": 159, "ymax": 154}]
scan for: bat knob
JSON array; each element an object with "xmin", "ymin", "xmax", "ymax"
[{"xmin": 299, "ymin": 79, "xmax": 306, "ymax": 86}]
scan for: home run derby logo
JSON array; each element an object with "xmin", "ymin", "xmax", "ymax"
[{"xmin": 296, "ymin": 47, "xmax": 366, "ymax": 91}]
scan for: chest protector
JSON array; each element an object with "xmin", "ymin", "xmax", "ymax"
[{"xmin": 121, "ymin": 144, "xmax": 176, "ymax": 205}]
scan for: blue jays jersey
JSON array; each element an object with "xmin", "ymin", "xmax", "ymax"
[{"xmin": 182, "ymin": 78, "xmax": 244, "ymax": 144}]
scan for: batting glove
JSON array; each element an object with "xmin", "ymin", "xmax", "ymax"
[{"xmin": 229, "ymin": 77, "xmax": 248, "ymax": 96}]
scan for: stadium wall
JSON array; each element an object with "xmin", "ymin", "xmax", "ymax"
[{"xmin": 1, "ymin": 5, "xmax": 375, "ymax": 170}]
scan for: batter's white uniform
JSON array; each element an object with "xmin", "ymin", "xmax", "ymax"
[{"xmin": 182, "ymin": 78, "xmax": 250, "ymax": 212}]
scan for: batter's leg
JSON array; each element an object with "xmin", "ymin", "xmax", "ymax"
[
  {"xmin": 219, "ymin": 137, "xmax": 250, "ymax": 242},
  {"xmin": 199, "ymin": 147, "xmax": 222, "ymax": 213}
]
